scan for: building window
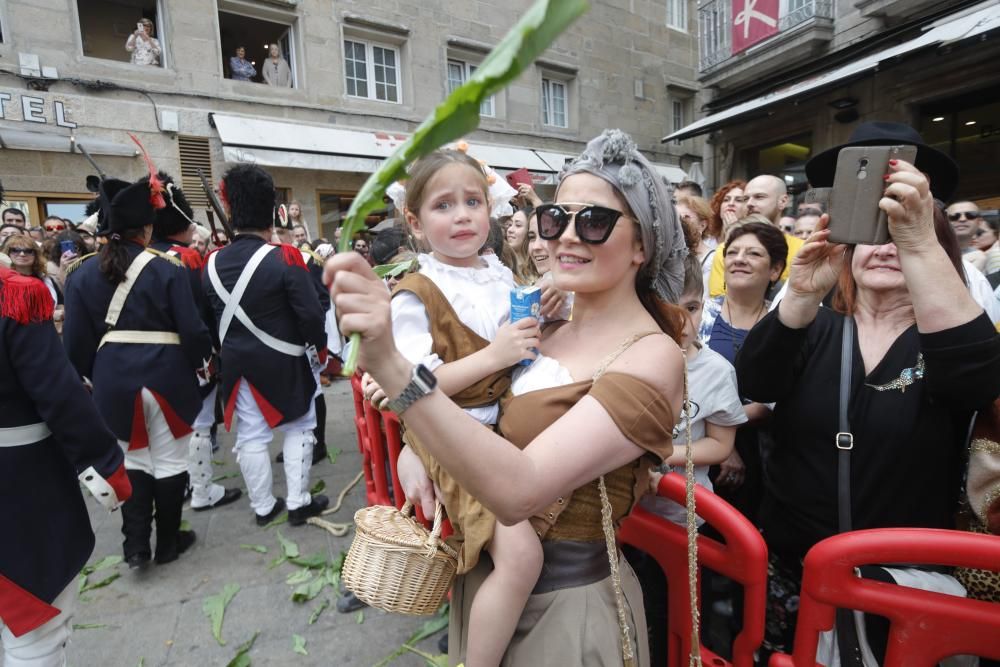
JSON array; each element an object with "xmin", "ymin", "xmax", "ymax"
[
  {"xmin": 672, "ymin": 100, "xmax": 685, "ymax": 145},
  {"xmin": 666, "ymin": 0, "xmax": 688, "ymax": 31},
  {"xmin": 447, "ymin": 60, "xmax": 494, "ymax": 117},
  {"xmin": 344, "ymin": 39, "xmax": 400, "ymax": 103},
  {"xmin": 542, "ymin": 78, "xmax": 568, "ymax": 129},
  {"xmin": 77, "ymin": 0, "xmax": 165, "ymax": 67},
  {"xmin": 218, "ymin": 8, "xmax": 297, "ymax": 87}
]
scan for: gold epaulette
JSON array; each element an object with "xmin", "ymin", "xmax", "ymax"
[
  {"xmin": 145, "ymin": 247, "xmax": 183, "ymax": 266},
  {"xmin": 65, "ymin": 252, "xmax": 96, "ymax": 277}
]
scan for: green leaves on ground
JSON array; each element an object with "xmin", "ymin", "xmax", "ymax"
[
  {"xmin": 239, "ymin": 544, "xmax": 268, "ymax": 554},
  {"xmin": 292, "ymin": 634, "xmax": 308, "ymax": 656},
  {"xmin": 179, "ymin": 519, "xmax": 192, "ymax": 532},
  {"xmin": 275, "ymin": 530, "xmax": 299, "ymax": 558},
  {"xmin": 289, "ymin": 552, "xmax": 346, "ymax": 603},
  {"xmin": 286, "ymin": 568, "xmax": 313, "ymax": 585},
  {"xmin": 79, "ymin": 572, "xmax": 120, "ymax": 593},
  {"xmin": 72, "ymin": 623, "xmax": 107, "ymax": 630},
  {"xmin": 373, "ymin": 603, "xmax": 450, "ymax": 667},
  {"xmin": 289, "ymin": 552, "xmax": 328, "ymax": 569},
  {"xmin": 308, "ymin": 598, "xmax": 329, "ymax": 625},
  {"xmin": 356, "ymin": 610, "xmax": 364, "ymax": 624},
  {"xmin": 202, "ymin": 583, "xmax": 241, "ymax": 646},
  {"xmin": 334, "ymin": 0, "xmax": 590, "ymax": 375},
  {"xmin": 327, "ymin": 448, "xmax": 341, "ymax": 465},
  {"xmin": 81, "ymin": 555, "xmax": 122, "ymax": 575},
  {"xmin": 213, "ymin": 471, "xmax": 240, "ymax": 482},
  {"xmin": 225, "ymin": 631, "xmax": 259, "ymax": 667},
  {"xmin": 402, "ymin": 646, "xmax": 449, "ymax": 667},
  {"xmin": 309, "ymin": 479, "xmax": 326, "ymax": 495}
]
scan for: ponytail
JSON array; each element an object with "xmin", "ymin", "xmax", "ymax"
[{"xmin": 98, "ymin": 229, "xmax": 145, "ymax": 284}]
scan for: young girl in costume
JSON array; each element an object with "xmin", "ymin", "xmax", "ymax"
[{"xmin": 370, "ymin": 149, "xmax": 543, "ymax": 666}]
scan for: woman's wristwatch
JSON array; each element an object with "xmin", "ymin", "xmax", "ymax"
[{"xmin": 385, "ymin": 364, "xmax": 438, "ymax": 415}]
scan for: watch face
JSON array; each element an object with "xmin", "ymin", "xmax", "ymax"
[{"xmin": 415, "ymin": 364, "xmax": 437, "ymax": 389}]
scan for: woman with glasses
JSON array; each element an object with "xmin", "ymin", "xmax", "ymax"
[
  {"xmin": 1, "ymin": 234, "xmax": 59, "ymax": 307},
  {"xmin": 328, "ymin": 129, "xmax": 688, "ymax": 666}
]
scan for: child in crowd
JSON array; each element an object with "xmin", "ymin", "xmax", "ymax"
[
  {"xmin": 367, "ymin": 149, "xmax": 543, "ymax": 666},
  {"xmin": 628, "ymin": 256, "xmax": 747, "ymax": 665}
]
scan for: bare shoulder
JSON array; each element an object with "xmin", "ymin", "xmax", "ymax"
[{"xmin": 605, "ymin": 332, "xmax": 684, "ymax": 399}]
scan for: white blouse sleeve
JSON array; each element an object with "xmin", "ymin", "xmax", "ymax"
[{"xmin": 390, "ymin": 291, "xmax": 443, "ymax": 370}]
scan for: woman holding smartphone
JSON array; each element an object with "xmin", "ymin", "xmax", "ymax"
[{"xmin": 125, "ymin": 18, "xmax": 161, "ymax": 66}]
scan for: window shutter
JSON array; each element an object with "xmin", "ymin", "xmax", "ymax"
[{"xmin": 177, "ymin": 136, "xmax": 212, "ymax": 210}]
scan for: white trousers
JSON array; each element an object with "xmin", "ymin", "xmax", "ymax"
[
  {"xmin": 233, "ymin": 380, "xmax": 316, "ymax": 514},
  {"xmin": 1, "ymin": 583, "xmax": 76, "ymax": 667},
  {"xmin": 188, "ymin": 388, "xmax": 225, "ymax": 508},
  {"xmin": 119, "ymin": 388, "xmax": 189, "ymax": 480}
]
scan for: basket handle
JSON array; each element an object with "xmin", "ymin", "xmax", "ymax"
[{"xmin": 400, "ymin": 500, "xmax": 451, "ymax": 557}]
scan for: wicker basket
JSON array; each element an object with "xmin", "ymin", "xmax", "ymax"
[{"xmin": 342, "ymin": 501, "xmax": 458, "ymax": 616}]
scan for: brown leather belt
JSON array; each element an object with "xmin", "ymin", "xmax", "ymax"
[{"xmin": 532, "ymin": 540, "xmax": 611, "ymax": 594}]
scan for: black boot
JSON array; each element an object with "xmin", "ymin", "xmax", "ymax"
[
  {"xmin": 121, "ymin": 470, "xmax": 155, "ymax": 568},
  {"xmin": 153, "ymin": 472, "xmax": 194, "ymax": 564}
]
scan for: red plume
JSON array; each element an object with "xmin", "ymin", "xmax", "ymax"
[{"xmin": 128, "ymin": 133, "xmax": 166, "ymax": 210}]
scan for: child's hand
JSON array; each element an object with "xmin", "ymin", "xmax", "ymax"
[
  {"xmin": 537, "ymin": 273, "xmax": 567, "ymax": 319},
  {"xmin": 490, "ymin": 318, "xmax": 540, "ymax": 367}
]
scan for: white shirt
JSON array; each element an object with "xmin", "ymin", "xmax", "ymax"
[{"xmin": 391, "ymin": 253, "xmax": 515, "ymax": 424}]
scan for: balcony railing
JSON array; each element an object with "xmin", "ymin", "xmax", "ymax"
[{"xmin": 698, "ymin": 0, "xmax": 835, "ymax": 72}]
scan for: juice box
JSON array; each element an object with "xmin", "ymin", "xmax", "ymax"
[{"xmin": 510, "ymin": 285, "xmax": 541, "ymax": 366}]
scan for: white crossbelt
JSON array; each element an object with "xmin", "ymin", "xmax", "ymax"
[
  {"xmin": 99, "ymin": 330, "xmax": 181, "ymax": 348},
  {"xmin": 207, "ymin": 244, "xmax": 307, "ymax": 357},
  {"xmin": 0, "ymin": 422, "xmax": 51, "ymax": 447}
]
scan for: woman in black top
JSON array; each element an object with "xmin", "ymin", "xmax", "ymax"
[{"xmin": 736, "ymin": 160, "xmax": 1000, "ymax": 657}]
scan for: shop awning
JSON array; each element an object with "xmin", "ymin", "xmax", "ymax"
[
  {"xmin": 663, "ymin": 1, "xmax": 1000, "ymax": 143},
  {"xmin": 0, "ymin": 127, "xmax": 138, "ymax": 157},
  {"xmin": 653, "ymin": 163, "xmax": 689, "ymax": 184},
  {"xmin": 212, "ymin": 113, "xmax": 563, "ymax": 175}
]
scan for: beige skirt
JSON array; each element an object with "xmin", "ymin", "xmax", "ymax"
[{"xmin": 448, "ymin": 550, "xmax": 650, "ymax": 666}]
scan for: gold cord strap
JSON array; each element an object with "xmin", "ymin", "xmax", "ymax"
[
  {"xmin": 599, "ymin": 475, "xmax": 636, "ymax": 667},
  {"xmin": 682, "ymin": 360, "xmax": 702, "ymax": 666}
]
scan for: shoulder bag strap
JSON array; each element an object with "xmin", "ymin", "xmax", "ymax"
[{"xmin": 836, "ymin": 315, "xmax": 865, "ymax": 667}]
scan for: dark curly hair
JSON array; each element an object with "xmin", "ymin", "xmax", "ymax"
[{"xmin": 222, "ymin": 164, "xmax": 275, "ymax": 230}]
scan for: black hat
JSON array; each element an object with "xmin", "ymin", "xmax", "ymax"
[
  {"xmin": 98, "ymin": 177, "xmax": 154, "ymax": 236},
  {"xmin": 153, "ymin": 172, "xmax": 194, "ymax": 238},
  {"xmin": 805, "ymin": 121, "xmax": 959, "ymax": 201}
]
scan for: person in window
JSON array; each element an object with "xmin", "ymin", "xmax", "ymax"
[
  {"xmin": 125, "ymin": 18, "xmax": 161, "ymax": 67},
  {"xmin": 229, "ymin": 46, "xmax": 256, "ymax": 82},
  {"xmin": 262, "ymin": 44, "xmax": 292, "ymax": 88}
]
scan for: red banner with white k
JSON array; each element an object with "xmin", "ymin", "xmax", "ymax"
[{"xmin": 732, "ymin": 0, "xmax": 780, "ymax": 54}]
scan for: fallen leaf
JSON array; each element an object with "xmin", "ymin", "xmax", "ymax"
[
  {"xmin": 225, "ymin": 631, "xmax": 259, "ymax": 667},
  {"xmin": 213, "ymin": 472, "xmax": 240, "ymax": 482},
  {"xmin": 291, "ymin": 574, "xmax": 325, "ymax": 603},
  {"xmin": 81, "ymin": 555, "xmax": 122, "ymax": 576},
  {"xmin": 309, "ymin": 479, "xmax": 326, "ymax": 495},
  {"xmin": 276, "ymin": 530, "xmax": 299, "ymax": 558},
  {"xmin": 267, "ymin": 555, "xmax": 287, "ymax": 570},
  {"xmin": 326, "ymin": 448, "xmax": 342, "ymax": 465},
  {"xmin": 289, "ymin": 552, "xmax": 328, "ymax": 569},
  {"xmin": 212, "ymin": 459, "xmax": 225, "ymax": 466},
  {"xmin": 202, "ymin": 583, "xmax": 240, "ymax": 646},
  {"xmin": 356, "ymin": 610, "xmax": 364, "ymax": 624},
  {"xmin": 137, "ymin": 659, "xmax": 145, "ymax": 667},
  {"xmin": 72, "ymin": 623, "xmax": 107, "ymax": 630},
  {"xmin": 307, "ymin": 599, "xmax": 329, "ymax": 625},
  {"xmin": 402, "ymin": 646, "xmax": 450, "ymax": 667},
  {"xmin": 239, "ymin": 544, "xmax": 268, "ymax": 554},
  {"xmin": 264, "ymin": 513, "xmax": 288, "ymax": 529},
  {"xmin": 292, "ymin": 634, "xmax": 308, "ymax": 656},
  {"xmin": 406, "ymin": 603, "xmax": 450, "ymax": 644},
  {"xmin": 285, "ymin": 568, "xmax": 313, "ymax": 585},
  {"xmin": 179, "ymin": 519, "xmax": 192, "ymax": 532},
  {"xmin": 80, "ymin": 572, "xmax": 120, "ymax": 593}
]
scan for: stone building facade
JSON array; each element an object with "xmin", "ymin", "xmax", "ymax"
[
  {"xmin": 0, "ymin": 0, "xmax": 703, "ymax": 237},
  {"xmin": 670, "ymin": 0, "xmax": 999, "ymax": 208}
]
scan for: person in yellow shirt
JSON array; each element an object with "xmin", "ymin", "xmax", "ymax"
[{"xmin": 708, "ymin": 175, "xmax": 803, "ymax": 297}]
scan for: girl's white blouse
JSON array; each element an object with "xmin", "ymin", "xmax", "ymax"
[{"xmin": 391, "ymin": 253, "xmax": 514, "ymax": 424}]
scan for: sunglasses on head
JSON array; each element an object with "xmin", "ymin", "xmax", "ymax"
[
  {"xmin": 948, "ymin": 211, "xmax": 980, "ymax": 222},
  {"xmin": 535, "ymin": 203, "xmax": 627, "ymax": 244}
]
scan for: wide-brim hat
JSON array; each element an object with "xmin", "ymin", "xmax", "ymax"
[{"xmin": 805, "ymin": 121, "xmax": 959, "ymax": 202}]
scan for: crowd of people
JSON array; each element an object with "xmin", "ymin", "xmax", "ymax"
[{"xmin": 3, "ymin": 120, "xmax": 999, "ymax": 666}]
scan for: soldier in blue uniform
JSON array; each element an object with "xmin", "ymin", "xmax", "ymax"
[
  {"xmin": 203, "ymin": 164, "xmax": 329, "ymax": 526},
  {"xmin": 1, "ymin": 183, "xmax": 133, "ymax": 665},
  {"xmin": 150, "ymin": 174, "xmax": 242, "ymax": 512},
  {"xmin": 64, "ymin": 173, "xmax": 214, "ymax": 569},
  {"xmin": 272, "ymin": 211, "xmax": 331, "ymax": 465}
]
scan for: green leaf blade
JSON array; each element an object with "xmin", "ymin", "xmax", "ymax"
[
  {"xmin": 202, "ymin": 583, "xmax": 241, "ymax": 646},
  {"xmin": 292, "ymin": 634, "xmax": 308, "ymax": 656}
]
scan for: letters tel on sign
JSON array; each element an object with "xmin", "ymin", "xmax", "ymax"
[{"xmin": 732, "ymin": 0, "xmax": 780, "ymax": 54}]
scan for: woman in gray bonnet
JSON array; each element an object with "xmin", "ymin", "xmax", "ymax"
[{"xmin": 327, "ymin": 129, "xmax": 688, "ymax": 665}]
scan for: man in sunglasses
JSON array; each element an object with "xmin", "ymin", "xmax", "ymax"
[
  {"xmin": 945, "ymin": 201, "xmax": 984, "ymax": 255},
  {"xmin": 42, "ymin": 216, "xmax": 67, "ymax": 239}
]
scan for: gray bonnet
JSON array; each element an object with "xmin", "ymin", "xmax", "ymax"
[{"xmin": 558, "ymin": 129, "xmax": 687, "ymax": 303}]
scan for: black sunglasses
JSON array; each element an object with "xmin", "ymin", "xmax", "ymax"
[
  {"xmin": 8, "ymin": 247, "xmax": 36, "ymax": 255},
  {"xmin": 948, "ymin": 211, "xmax": 980, "ymax": 222},
  {"xmin": 536, "ymin": 203, "xmax": 627, "ymax": 244}
]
